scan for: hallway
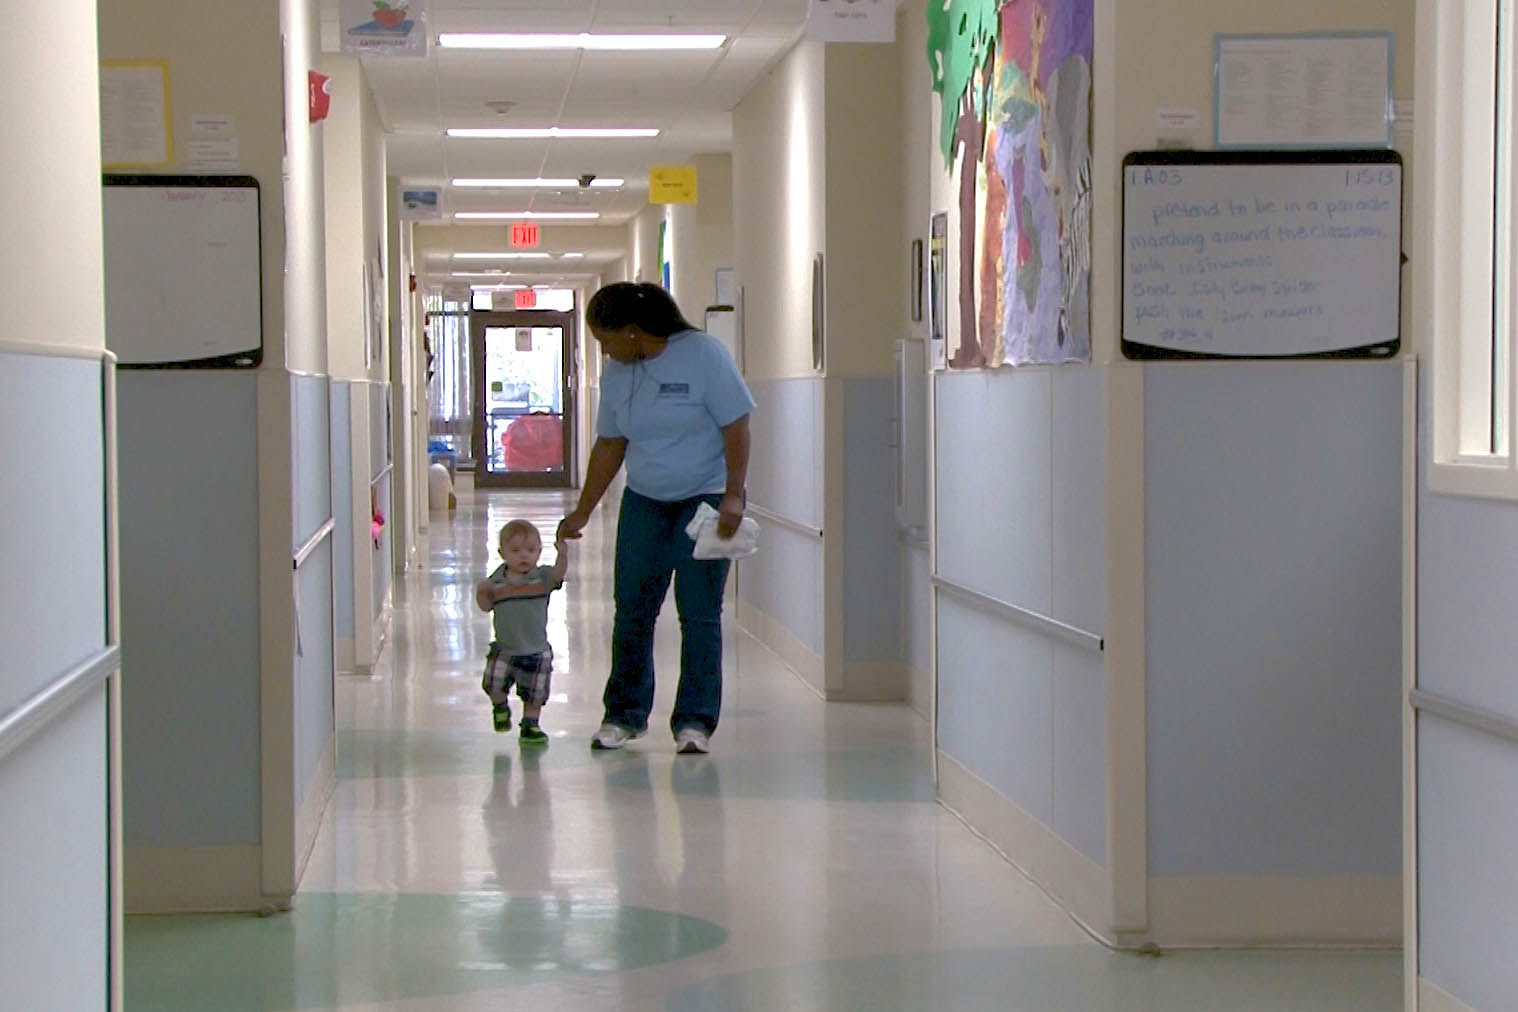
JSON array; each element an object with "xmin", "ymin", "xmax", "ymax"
[{"xmin": 123, "ymin": 489, "xmax": 1400, "ymax": 1011}]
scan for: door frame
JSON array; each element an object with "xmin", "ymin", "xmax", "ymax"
[{"xmin": 470, "ymin": 309, "xmax": 577, "ymax": 488}]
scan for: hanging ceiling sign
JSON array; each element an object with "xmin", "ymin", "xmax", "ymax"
[
  {"xmin": 510, "ymin": 223, "xmax": 541, "ymax": 248},
  {"xmin": 341, "ymin": 0, "xmax": 428, "ymax": 56},
  {"xmin": 649, "ymin": 165, "xmax": 699, "ymax": 204},
  {"xmin": 805, "ymin": 0, "xmax": 895, "ymax": 43}
]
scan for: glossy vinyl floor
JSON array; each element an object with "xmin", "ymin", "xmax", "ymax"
[{"xmin": 126, "ymin": 488, "xmax": 1400, "ymax": 1011}]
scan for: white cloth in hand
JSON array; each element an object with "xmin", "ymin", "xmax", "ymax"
[{"xmin": 684, "ymin": 502, "xmax": 759, "ymax": 560}]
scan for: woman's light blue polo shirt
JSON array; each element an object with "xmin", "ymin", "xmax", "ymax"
[{"xmin": 595, "ymin": 329, "xmax": 755, "ymax": 502}]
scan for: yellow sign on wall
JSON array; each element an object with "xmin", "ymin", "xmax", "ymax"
[{"xmin": 649, "ymin": 165, "xmax": 699, "ymax": 204}]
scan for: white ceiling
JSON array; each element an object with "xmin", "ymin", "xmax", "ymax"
[{"xmin": 320, "ymin": 0, "xmax": 813, "ymax": 283}]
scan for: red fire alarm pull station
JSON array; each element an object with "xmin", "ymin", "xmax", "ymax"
[
  {"xmin": 514, "ymin": 289, "xmax": 538, "ymax": 310},
  {"xmin": 510, "ymin": 223, "xmax": 540, "ymax": 249}
]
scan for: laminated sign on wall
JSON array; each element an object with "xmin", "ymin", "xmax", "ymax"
[
  {"xmin": 341, "ymin": 0, "xmax": 427, "ymax": 56},
  {"xmin": 806, "ymin": 0, "xmax": 895, "ymax": 43}
]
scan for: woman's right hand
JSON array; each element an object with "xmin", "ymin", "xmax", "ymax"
[{"xmin": 557, "ymin": 509, "xmax": 591, "ymax": 542}]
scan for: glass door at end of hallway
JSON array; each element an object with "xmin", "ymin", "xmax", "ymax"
[{"xmin": 470, "ymin": 311, "xmax": 576, "ymax": 488}]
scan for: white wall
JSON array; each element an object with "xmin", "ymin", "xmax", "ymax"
[
  {"xmin": 667, "ymin": 153, "xmax": 735, "ymax": 317},
  {"xmin": 628, "ymin": 205, "xmax": 664, "ymax": 285},
  {"xmin": 1, "ymin": 6, "xmax": 114, "ymax": 1004},
  {"xmin": 100, "ymin": 0, "xmax": 334, "ymax": 913},
  {"xmin": 734, "ymin": 41, "xmax": 827, "ymax": 382}
]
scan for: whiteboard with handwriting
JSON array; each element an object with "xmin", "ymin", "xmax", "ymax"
[
  {"xmin": 1121, "ymin": 152, "xmax": 1402, "ymax": 359},
  {"xmin": 103, "ymin": 175, "xmax": 262, "ymax": 367}
]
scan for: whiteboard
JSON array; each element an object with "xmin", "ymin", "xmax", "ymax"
[
  {"xmin": 1122, "ymin": 151, "xmax": 1402, "ymax": 359},
  {"xmin": 103, "ymin": 175, "xmax": 263, "ymax": 366}
]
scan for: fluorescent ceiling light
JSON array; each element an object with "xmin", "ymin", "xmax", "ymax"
[
  {"xmin": 470, "ymin": 284, "xmax": 526, "ymax": 290},
  {"xmin": 454, "ymin": 211, "xmax": 600, "ymax": 221},
  {"xmin": 451, "ymin": 271, "xmax": 513, "ymax": 277},
  {"xmin": 561, "ymin": 252, "xmax": 587, "ymax": 258},
  {"xmin": 453, "ymin": 177, "xmax": 624, "ymax": 188},
  {"xmin": 448, "ymin": 127, "xmax": 658, "ymax": 139},
  {"xmin": 439, "ymin": 33, "xmax": 725, "ymax": 51},
  {"xmin": 453, "ymin": 252, "xmax": 551, "ymax": 260}
]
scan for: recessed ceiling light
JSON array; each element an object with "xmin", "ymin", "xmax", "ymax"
[
  {"xmin": 454, "ymin": 211, "xmax": 601, "ymax": 220},
  {"xmin": 447, "ymin": 127, "xmax": 658, "ymax": 140},
  {"xmin": 439, "ymin": 33, "xmax": 725, "ymax": 51},
  {"xmin": 453, "ymin": 252, "xmax": 552, "ymax": 260},
  {"xmin": 452, "ymin": 177, "xmax": 625, "ymax": 188}
]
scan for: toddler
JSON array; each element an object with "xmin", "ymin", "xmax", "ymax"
[{"xmin": 474, "ymin": 519, "xmax": 567, "ymax": 744}]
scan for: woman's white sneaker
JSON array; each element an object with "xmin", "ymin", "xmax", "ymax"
[{"xmin": 675, "ymin": 727, "xmax": 710, "ymax": 754}]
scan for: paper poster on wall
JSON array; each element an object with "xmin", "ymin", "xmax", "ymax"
[
  {"xmin": 927, "ymin": 0, "xmax": 1093, "ymax": 368},
  {"xmin": 400, "ymin": 188, "xmax": 442, "ymax": 219},
  {"xmin": 806, "ymin": 0, "xmax": 895, "ymax": 43},
  {"xmin": 101, "ymin": 62, "xmax": 173, "ymax": 169},
  {"xmin": 341, "ymin": 0, "xmax": 428, "ymax": 56},
  {"xmin": 1215, "ymin": 33, "xmax": 1393, "ymax": 149}
]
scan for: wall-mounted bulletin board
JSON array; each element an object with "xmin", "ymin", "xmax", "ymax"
[
  {"xmin": 103, "ymin": 174, "xmax": 263, "ymax": 368},
  {"xmin": 1121, "ymin": 150, "xmax": 1402, "ymax": 360}
]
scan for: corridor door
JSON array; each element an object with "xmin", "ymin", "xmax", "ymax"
[{"xmin": 470, "ymin": 310, "xmax": 576, "ymax": 488}]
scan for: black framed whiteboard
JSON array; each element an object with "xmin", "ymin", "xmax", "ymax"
[
  {"xmin": 1121, "ymin": 150, "xmax": 1402, "ymax": 360},
  {"xmin": 103, "ymin": 174, "xmax": 263, "ymax": 368}
]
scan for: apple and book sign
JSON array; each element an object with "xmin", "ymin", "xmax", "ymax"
[{"xmin": 341, "ymin": 0, "xmax": 427, "ymax": 56}]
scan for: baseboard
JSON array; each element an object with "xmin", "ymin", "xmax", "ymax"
[
  {"xmin": 905, "ymin": 663, "xmax": 931, "ymax": 720},
  {"xmin": 357, "ymin": 601, "xmax": 393, "ymax": 674},
  {"xmin": 737, "ymin": 598, "xmax": 824, "ymax": 695},
  {"xmin": 1147, "ymin": 875, "xmax": 1402, "ymax": 947},
  {"xmin": 937, "ymin": 750, "xmax": 1113, "ymax": 942},
  {"xmin": 1418, "ymin": 978, "xmax": 1481, "ymax": 1012},
  {"xmin": 294, "ymin": 738, "xmax": 336, "ymax": 888},
  {"xmin": 827, "ymin": 661, "xmax": 908, "ymax": 702},
  {"xmin": 124, "ymin": 845, "xmax": 265, "ymax": 913},
  {"xmin": 335, "ymin": 636, "xmax": 356, "ymax": 675}
]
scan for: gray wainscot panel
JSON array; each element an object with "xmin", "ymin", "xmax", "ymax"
[
  {"xmin": 1417, "ymin": 719, "xmax": 1518, "ymax": 1012},
  {"xmin": 295, "ymin": 543, "xmax": 334, "ymax": 807},
  {"xmin": 0, "ymin": 353, "xmax": 106, "ymax": 711},
  {"xmin": 293, "ymin": 374, "xmax": 332, "ymax": 552},
  {"xmin": 330, "ymin": 382, "xmax": 355, "ymax": 643},
  {"xmin": 1052, "ymin": 640, "xmax": 1107, "ymax": 865},
  {"xmin": 937, "ymin": 598, "xmax": 1054, "ymax": 824},
  {"xmin": 843, "ymin": 378, "xmax": 901, "ymax": 663},
  {"xmin": 1050, "ymin": 368, "xmax": 1107, "ymax": 635},
  {"xmin": 1145, "ymin": 362, "xmax": 1401, "ymax": 877},
  {"xmin": 935, "ymin": 369, "xmax": 1053, "ymax": 613},
  {"xmin": 747, "ymin": 378, "xmax": 823, "ymax": 530},
  {"xmin": 119, "ymin": 370, "xmax": 261, "ymax": 847}
]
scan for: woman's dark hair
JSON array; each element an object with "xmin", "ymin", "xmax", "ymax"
[{"xmin": 586, "ymin": 282, "xmax": 695, "ymax": 338}]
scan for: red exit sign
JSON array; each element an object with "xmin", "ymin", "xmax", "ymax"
[
  {"xmin": 510, "ymin": 223, "xmax": 540, "ymax": 248},
  {"xmin": 514, "ymin": 289, "xmax": 538, "ymax": 310}
]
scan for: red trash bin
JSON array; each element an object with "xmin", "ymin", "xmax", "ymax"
[{"xmin": 501, "ymin": 413, "xmax": 563, "ymax": 471}]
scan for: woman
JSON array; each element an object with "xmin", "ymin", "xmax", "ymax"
[{"xmin": 557, "ymin": 282, "xmax": 754, "ymax": 754}]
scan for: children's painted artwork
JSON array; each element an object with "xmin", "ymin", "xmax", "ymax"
[{"xmin": 928, "ymin": 0, "xmax": 1093, "ymax": 368}]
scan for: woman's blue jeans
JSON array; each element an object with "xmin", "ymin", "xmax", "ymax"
[{"xmin": 604, "ymin": 488, "xmax": 730, "ymax": 736}]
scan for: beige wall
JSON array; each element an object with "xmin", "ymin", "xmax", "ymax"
[
  {"xmin": 281, "ymin": 0, "xmax": 327, "ymax": 375},
  {"xmin": 667, "ymin": 153, "xmax": 736, "ymax": 319},
  {"xmin": 99, "ymin": 0, "xmax": 288, "ymax": 365},
  {"xmin": 628, "ymin": 205, "xmax": 664, "ymax": 285},
  {"xmin": 900, "ymin": 2, "xmax": 933, "ymax": 349},
  {"xmin": 1103, "ymin": 0, "xmax": 1414, "ymax": 360},
  {"xmin": 824, "ymin": 44, "xmax": 904, "ymax": 379},
  {"xmin": 3, "ymin": 0, "xmax": 103, "ymax": 353},
  {"xmin": 734, "ymin": 40, "xmax": 827, "ymax": 381},
  {"xmin": 321, "ymin": 55, "xmax": 388, "ymax": 383}
]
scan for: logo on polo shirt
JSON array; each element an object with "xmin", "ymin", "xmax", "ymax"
[{"xmin": 657, "ymin": 383, "xmax": 691, "ymax": 399}]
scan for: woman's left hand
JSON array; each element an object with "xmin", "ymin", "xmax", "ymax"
[{"xmin": 716, "ymin": 493, "xmax": 745, "ymax": 538}]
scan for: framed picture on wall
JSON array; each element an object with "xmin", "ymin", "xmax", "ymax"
[
  {"xmin": 910, "ymin": 238, "xmax": 924, "ymax": 322},
  {"xmin": 929, "ymin": 213, "xmax": 948, "ymax": 370}
]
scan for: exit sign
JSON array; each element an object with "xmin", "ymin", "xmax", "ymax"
[
  {"xmin": 510, "ymin": 223, "xmax": 540, "ymax": 248},
  {"xmin": 514, "ymin": 289, "xmax": 538, "ymax": 310}
]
